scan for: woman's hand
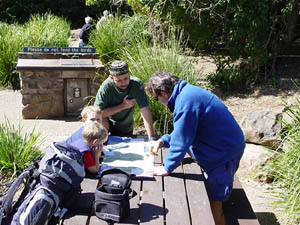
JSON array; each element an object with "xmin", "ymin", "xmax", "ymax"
[
  {"xmin": 146, "ymin": 166, "xmax": 169, "ymax": 176},
  {"xmin": 149, "ymin": 139, "xmax": 163, "ymax": 155}
]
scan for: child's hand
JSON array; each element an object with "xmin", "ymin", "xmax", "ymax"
[{"xmin": 93, "ymin": 143, "xmax": 103, "ymax": 156}]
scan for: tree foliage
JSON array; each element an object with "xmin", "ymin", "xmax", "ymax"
[
  {"xmin": 86, "ymin": 0, "xmax": 300, "ymax": 90},
  {"xmin": 0, "ymin": 0, "xmax": 110, "ymax": 28}
]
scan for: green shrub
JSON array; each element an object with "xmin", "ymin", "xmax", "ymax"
[
  {"xmin": 22, "ymin": 13, "xmax": 70, "ymax": 47},
  {"xmin": 263, "ymin": 98, "xmax": 300, "ymax": 224},
  {"xmin": 1, "ymin": 0, "xmax": 112, "ymax": 29},
  {"xmin": 89, "ymin": 14, "xmax": 150, "ymax": 64},
  {"xmin": 121, "ymin": 27, "xmax": 201, "ymax": 133},
  {"xmin": 207, "ymin": 57, "xmax": 258, "ymax": 92},
  {"xmin": 0, "ymin": 117, "xmax": 43, "ymax": 176},
  {"xmin": 0, "ymin": 23, "xmax": 23, "ymax": 89},
  {"xmin": 121, "ymin": 0, "xmax": 272, "ymax": 91},
  {"xmin": 0, "ymin": 13, "xmax": 70, "ymax": 89}
]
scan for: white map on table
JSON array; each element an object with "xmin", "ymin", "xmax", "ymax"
[{"xmin": 101, "ymin": 138, "xmax": 154, "ymax": 177}]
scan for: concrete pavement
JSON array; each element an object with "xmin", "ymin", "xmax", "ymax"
[{"xmin": 0, "ymin": 89, "xmax": 82, "ymax": 150}]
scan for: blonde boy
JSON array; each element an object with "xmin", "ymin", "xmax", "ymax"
[
  {"xmin": 65, "ymin": 106, "xmax": 102, "ymax": 144},
  {"xmin": 65, "ymin": 106, "xmax": 107, "ymax": 174},
  {"xmin": 70, "ymin": 122, "xmax": 108, "ymax": 174}
]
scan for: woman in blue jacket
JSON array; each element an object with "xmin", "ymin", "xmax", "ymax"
[{"xmin": 145, "ymin": 72, "xmax": 245, "ymax": 225}]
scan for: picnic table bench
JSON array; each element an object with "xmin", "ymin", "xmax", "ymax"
[{"xmin": 63, "ymin": 140, "xmax": 260, "ymax": 225}]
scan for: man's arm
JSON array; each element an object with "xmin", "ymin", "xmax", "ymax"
[
  {"xmin": 140, "ymin": 106, "xmax": 154, "ymax": 139},
  {"xmin": 101, "ymin": 95, "xmax": 136, "ymax": 118}
]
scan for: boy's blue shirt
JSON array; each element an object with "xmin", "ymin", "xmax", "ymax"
[
  {"xmin": 161, "ymin": 80, "xmax": 245, "ymax": 173},
  {"xmin": 65, "ymin": 127, "xmax": 84, "ymax": 144}
]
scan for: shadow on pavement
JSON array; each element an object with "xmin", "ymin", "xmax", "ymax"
[{"xmin": 256, "ymin": 212, "xmax": 281, "ymax": 225}]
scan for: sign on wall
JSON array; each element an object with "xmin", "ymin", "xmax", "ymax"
[{"xmin": 24, "ymin": 47, "xmax": 96, "ymax": 53}]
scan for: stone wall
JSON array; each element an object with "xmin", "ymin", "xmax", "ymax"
[{"xmin": 17, "ymin": 52, "xmax": 105, "ymax": 119}]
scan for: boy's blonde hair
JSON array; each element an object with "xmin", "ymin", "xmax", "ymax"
[
  {"xmin": 82, "ymin": 122, "xmax": 108, "ymax": 143},
  {"xmin": 81, "ymin": 106, "xmax": 102, "ymax": 119}
]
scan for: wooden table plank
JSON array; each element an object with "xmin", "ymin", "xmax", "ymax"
[
  {"xmin": 162, "ymin": 150, "xmax": 191, "ymax": 225},
  {"xmin": 139, "ymin": 147, "xmax": 164, "ymax": 225},
  {"xmin": 88, "ymin": 215, "xmax": 108, "ymax": 225},
  {"xmin": 238, "ymin": 219, "xmax": 261, "ymax": 225},
  {"xmin": 182, "ymin": 156, "xmax": 215, "ymax": 225},
  {"xmin": 140, "ymin": 177, "xmax": 164, "ymax": 225}
]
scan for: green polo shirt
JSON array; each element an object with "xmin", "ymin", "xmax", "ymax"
[{"xmin": 94, "ymin": 76, "xmax": 149, "ymax": 133}]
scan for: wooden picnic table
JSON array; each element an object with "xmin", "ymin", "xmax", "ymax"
[
  {"xmin": 63, "ymin": 139, "xmax": 260, "ymax": 225},
  {"xmin": 63, "ymin": 143, "xmax": 215, "ymax": 225}
]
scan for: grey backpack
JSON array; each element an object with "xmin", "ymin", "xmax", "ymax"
[{"xmin": 39, "ymin": 142, "xmax": 85, "ymax": 189}]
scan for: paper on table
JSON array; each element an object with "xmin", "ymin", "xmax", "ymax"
[{"xmin": 102, "ymin": 139, "xmax": 154, "ymax": 177}]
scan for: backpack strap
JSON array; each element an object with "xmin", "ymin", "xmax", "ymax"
[
  {"xmin": 41, "ymin": 164, "xmax": 74, "ymax": 184},
  {"xmin": 51, "ymin": 143, "xmax": 85, "ymax": 178}
]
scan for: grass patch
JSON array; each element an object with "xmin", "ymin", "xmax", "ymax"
[
  {"xmin": 121, "ymin": 27, "xmax": 201, "ymax": 133},
  {"xmin": 0, "ymin": 117, "xmax": 43, "ymax": 177},
  {"xmin": 262, "ymin": 98, "xmax": 300, "ymax": 224},
  {"xmin": 90, "ymin": 14, "xmax": 150, "ymax": 65},
  {"xmin": 0, "ymin": 22, "xmax": 23, "ymax": 89},
  {"xmin": 0, "ymin": 13, "xmax": 70, "ymax": 89},
  {"xmin": 22, "ymin": 13, "xmax": 70, "ymax": 47}
]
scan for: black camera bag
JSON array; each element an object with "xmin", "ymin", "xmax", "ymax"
[{"xmin": 94, "ymin": 168, "xmax": 136, "ymax": 223}]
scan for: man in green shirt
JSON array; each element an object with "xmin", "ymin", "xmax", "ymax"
[{"xmin": 94, "ymin": 61, "xmax": 154, "ymax": 139}]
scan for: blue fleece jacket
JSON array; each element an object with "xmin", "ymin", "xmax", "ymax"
[{"xmin": 161, "ymin": 80, "xmax": 245, "ymax": 173}]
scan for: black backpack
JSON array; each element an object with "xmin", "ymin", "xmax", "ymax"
[
  {"xmin": 94, "ymin": 168, "xmax": 136, "ymax": 224},
  {"xmin": 0, "ymin": 161, "xmax": 40, "ymax": 225}
]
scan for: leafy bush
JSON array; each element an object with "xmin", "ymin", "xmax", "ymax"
[
  {"xmin": 207, "ymin": 57, "xmax": 259, "ymax": 92},
  {"xmin": 0, "ymin": 13, "xmax": 70, "ymax": 89},
  {"xmin": 159, "ymin": 0, "xmax": 270, "ymax": 92},
  {"xmin": 0, "ymin": 0, "xmax": 112, "ymax": 29},
  {"xmin": 0, "ymin": 117, "xmax": 43, "ymax": 176}
]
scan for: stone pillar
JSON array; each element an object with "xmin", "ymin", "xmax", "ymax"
[{"xmin": 17, "ymin": 52, "xmax": 105, "ymax": 119}]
